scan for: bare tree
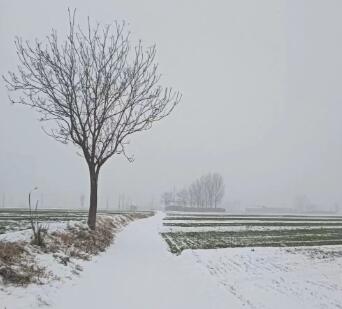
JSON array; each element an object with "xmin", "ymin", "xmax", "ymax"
[
  {"xmin": 202, "ymin": 174, "xmax": 213, "ymax": 207},
  {"xmin": 3, "ymin": 11, "xmax": 181, "ymax": 229},
  {"xmin": 188, "ymin": 183, "xmax": 197, "ymax": 207},
  {"xmin": 211, "ymin": 173, "xmax": 225, "ymax": 208},
  {"xmin": 189, "ymin": 179, "xmax": 204, "ymax": 208},
  {"xmin": 187, "ymin": 173, "xmax": 225, "ymax": 208},
  {"xmin": 161, "ymin": 191, "xmax": 175, "ymax": 207},
  {"xmin": 177, "ymin": 188, "xmax": 189, "ymax": 206}
]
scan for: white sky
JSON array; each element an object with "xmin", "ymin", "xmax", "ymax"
[{"xmin": 1, "ymin": 0, "xmax": 342, "ymax": 210}]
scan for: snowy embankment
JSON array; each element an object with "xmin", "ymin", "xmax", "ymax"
[{"xmin": 0, "ymin": 213, "xmax": 146, "ymax": 309}]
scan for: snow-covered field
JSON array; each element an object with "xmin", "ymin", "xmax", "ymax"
[
  {"xmin": 161, "ymin": 212, "xmax": 342, "ymax": 253},
  {"xmin": 188, "ymin": 246, "xmax": 342, "ymax": 309},
  {"xmin": 0, "ymin": 209, "xmax": 88, "ymax": 234},
  {"xmin": 1, "ymin": 212, "xmax": 342, "ymax": 309},
  {"xmin": 161, "ymin": 212, "xmax": 342, "ymax": 308},
  {"xmin": 0, "ymin": 209, "xmax": 144, "ymax": 235},
  {"xmin": 164, "ymin": 225, "xmax": 342, "ymax": 232}
]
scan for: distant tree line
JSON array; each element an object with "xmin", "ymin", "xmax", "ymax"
[{"xmin": 162, "ymin": 173, "xmax": 225, "ymax": 208}]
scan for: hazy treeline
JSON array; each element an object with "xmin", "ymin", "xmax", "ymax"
[{"xmin": 162, "ymin": 173, "xmax": 225, "ymax": 208}]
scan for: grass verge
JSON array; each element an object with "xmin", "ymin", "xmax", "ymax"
[{"xmin": 0, "ymin": 212, "xmax": 153, "ymax": 285}]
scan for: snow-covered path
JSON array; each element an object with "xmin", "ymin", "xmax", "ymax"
[{"xmin": 51, "ymin": 212, "xmax": 239, "ymax": 309}]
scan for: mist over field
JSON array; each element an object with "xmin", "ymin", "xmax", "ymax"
[
  {"xmin": 1, "ymin": 0, "xmax": 342, "ymax": 211},
  {"xmin": 2, "ymin": 2, "xmax": 342, "ymax": 309}
]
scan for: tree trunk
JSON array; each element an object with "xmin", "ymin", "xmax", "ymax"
[{"xmin": 87, "ymin": 167, "xmax": 99, "ymax": 230}]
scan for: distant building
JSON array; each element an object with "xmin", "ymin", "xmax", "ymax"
[
  {"xmin": 245, "ymin": 206, "xmax": 297, "ymax": 214},
  {"xmin": 245, "ymin": 205, "xmax": 339, "ymax": 215},
  {"xmin": 165, "ymin": 205, "xmax": 226, "ymax": 213}
]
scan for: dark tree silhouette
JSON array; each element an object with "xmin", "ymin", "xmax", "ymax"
[{"xmin": 3, "ymin": 11, "xmax": 181, "ymax": 229}]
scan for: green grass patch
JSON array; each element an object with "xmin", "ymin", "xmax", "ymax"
[{"xmin": 161, "ymin": 228, "xmax": 342, "ymax": 254}]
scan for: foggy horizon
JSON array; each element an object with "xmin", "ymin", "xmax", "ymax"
[{"xmin": 1, "ymin": 0, "xmax": 342, "ymax": 211}]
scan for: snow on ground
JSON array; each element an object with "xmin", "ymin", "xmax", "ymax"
[
  {"xmin": 1, "ymin": 212, "xmax": 342, "ymax": 309},
  {"xmin": 0, "ymin": 214, "xmax": 136, "ymax": 309},
  {"xmin": 187, "ymin": 246, "xmax": 342, "ymax": 309},
  {"xmin": 0, "ymin": 221, "xmax": 88, "ymax": 309},
  {"xmin": 0, "ymin": 221, "xmax": 75, "ymax": 242},
  {"xmin": 47, "ymin": 212, "xmax": 239, "ymax": 309},
  {"xmin": 0, "ymin": 249, "xmax": 89, "ymax": 309},
  {"xmin": 1, "ymin": 213, "xmax": 239, "ymax": 309}
]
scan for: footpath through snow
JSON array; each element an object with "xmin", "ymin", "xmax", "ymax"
[{"xmin": 49, "ymin": 212, "xmax": 239, "ymax": 309}]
